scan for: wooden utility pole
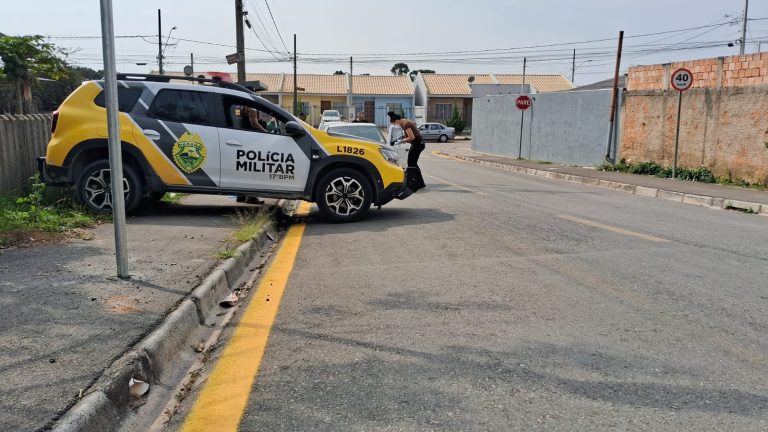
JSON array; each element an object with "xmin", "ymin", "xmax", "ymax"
[
  {"xmin": 235, "ymin": 0, "xmax": 246, "ymax": 83},
  {"xmin": 605, "ymin": 30, "xmax": 624, "ymax": 163},
  {"xmin": 293, "ymin": 34, "xmax": 298, "ymax": 115},
  {"xmin": 157, "ymin": 9, "xmax": 163, "ymax": 75}
]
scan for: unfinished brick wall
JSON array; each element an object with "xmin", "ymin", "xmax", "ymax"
[
  {"xmin": 620, "ymin": 85, "xmax": 768, "ymax": 184},
  {"xmin": 627, "ymin": 53, "xmax": 768, "ymax": 91}
]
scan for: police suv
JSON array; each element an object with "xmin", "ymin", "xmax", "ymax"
[{"xmin": 38, "ymin": 74, "xmax": 411, "ymax": 222}]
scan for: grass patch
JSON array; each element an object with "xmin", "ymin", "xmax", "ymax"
[
  {"xmin": 160, "ymin": 192, "xmax": 188, "ymax": 205},
  {"xmin": 599, "ymin": 159, "xmax": 765, "ymax": 189},
  {"xmin": 0, "ymin": 175, "xmax": 99, "ymax": 248},
  {"xmin": 215, "ymin": 208, "xmax": 271, "ymax": 259}
]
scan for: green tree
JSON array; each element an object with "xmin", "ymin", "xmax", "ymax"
[
  {"xmin": 390, "ymin": 62, "xmax": 409, "ymax": 76},
  {"xmin": 333, "ymin": 70, "xmax": 345, "ymax": 75},
  {"xmin": 446, "ymin": 107, "xmax": 466, "ymax": 134},
  {"xmin": 0, "ymin": 35, "xmax": 69, "ymax": 114},
  {"xmin": 409, "ymin": 69, "xmax": 435, "ymax": 81}
]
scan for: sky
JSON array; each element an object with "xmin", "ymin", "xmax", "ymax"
[{"xmin": 2, "ymin": 0, "xmax": 767, "ymax": 85}]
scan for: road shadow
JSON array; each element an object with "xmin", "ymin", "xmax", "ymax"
[
  {"xmin": 299, "ymin": 207, "xmax": 455, "ymax": 236},
  {"xmin": 239, "ymin": 326, "xmax": 768, "ymax": 430}
]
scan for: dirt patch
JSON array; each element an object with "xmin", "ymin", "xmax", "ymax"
[
  {"xmin": 103, "ymin": 295, "xmax": 144, "ymax": 315},
  {"xmin": 0, "ymin": 228, "xmax": 95, "ymax": 249}
]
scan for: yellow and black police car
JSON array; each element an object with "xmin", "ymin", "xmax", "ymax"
[{"xmin": 38, "ymin": 74, "xmax": 411, "ymax": 222}]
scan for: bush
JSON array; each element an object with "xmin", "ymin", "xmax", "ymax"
[{"xmin": 446, "ymin": 107, "xmax": 466, "ymax": 133}]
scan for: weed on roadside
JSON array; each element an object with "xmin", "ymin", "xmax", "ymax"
[
  {"xmin": 215, "ymin": 208, "xmax": 271, "ymax": 259},
  {"xmin": 599, "ymin": 159, "xmax": 764, "ymax": 189},
  {"xmin": 160, "ymin": 192, "xmax": 188, "ymax": 205},
  {"xmin": 0, "ymin": 175, "xmax": 99, "ymax": 247}
]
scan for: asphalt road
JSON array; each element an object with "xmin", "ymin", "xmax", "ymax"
[
  {"xmin": 0, "ymin": 195, "xmax": 260, "ymax": 432},
  {"xmin": 194, "ymin": 141, "xmax": 767, "ymax": 431}
]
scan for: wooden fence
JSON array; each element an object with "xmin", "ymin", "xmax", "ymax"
[{"xmin": 0, "ymin": 114, "xmax": 52, "ymax": 194}]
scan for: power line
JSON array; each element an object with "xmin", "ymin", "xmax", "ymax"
[{"xmin": 263, "ymin": 0, "xmax": 289, "ymax": 53}]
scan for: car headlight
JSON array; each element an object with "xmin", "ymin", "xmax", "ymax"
[{"xmin": 379, "ymin": 147, "xmax": 398, "ymax": 165}]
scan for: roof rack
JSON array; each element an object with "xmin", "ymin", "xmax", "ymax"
[{"xmin": 114, "ymin": 73, "xmax": 257, "ymax": 95}]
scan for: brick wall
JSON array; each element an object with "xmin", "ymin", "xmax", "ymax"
[
  {"xmin": 627, "ymin": 53, "xmax": 768, "ymax": 91},
  {"xmin": 620, "ymin": 85, "xmax": 768, "ymax": 185}
]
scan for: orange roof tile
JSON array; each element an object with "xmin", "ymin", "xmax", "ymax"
[
  {"xmin": 493, "ymin": 74, "xmax": 574, "ymax": 92},
  {"xmin": 280, "ymin": 74, "xmax": 348, "ymax": 94},
  {"xmin": 422, "ymin": 74, "xmax": 495, "ymax": 96},
  {"xmin": 352, "ymin": 75, "xmax": 413, "ymax": 95}
]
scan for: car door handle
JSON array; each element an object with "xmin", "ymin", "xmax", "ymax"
[
  {"xmin": 225, "ymin": 139, "xmax": 242, "ymax": 146},
  {"xmin": 142, "ymin": 129, "xmax": 161, "ymax": 141}
]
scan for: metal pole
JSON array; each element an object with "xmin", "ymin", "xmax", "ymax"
[
  {"xmin": 571, "ymin": 49, "xmax": 576, "ymax": 82},
  {"xmin": 100, "ymin": 0, "xmax": 129, "ymax": 278},
  {"xmin": 348, "ymin": 56, "xmax": 353, "ymax": 120},
  {"xmin": 190, "ymin": 53, "xmax": 194, "ymax": 75},
  {"xmin": 157, "ymin": 9, "xmax": 163, "ymax": 75},
  {"xmin": 518, "ymin": 57, "xmax": 526, "ymax": 158},
  {"xmin": 293, "ymin": 34, "xmax": 298, "ymax": 115},
  {"xmin": 605, "ymin": 30, "xmax": 624, "ymax": 163},
  {"xmin": 235, "ymin": 0, "xmax": 246, "ymax": 83},
  {"xmin": 740, "ymin": 0, "xmax": 749, "ymax": 55},
  {"xmin": 672, "ymin": 90, "xmax": 682, "ymax": 179}
]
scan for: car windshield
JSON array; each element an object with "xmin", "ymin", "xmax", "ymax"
[
  {"xmin": 324, "ymin": 110, "xmax": 340, "ymax": 117},
  {"xmin": 328, "ymin": 125, "xmax": 386, "ymax": 144}
]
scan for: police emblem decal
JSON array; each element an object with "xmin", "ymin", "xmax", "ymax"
[{"xmin": 172, "ymin": 132, "xmax": 207, "ymax": 173}]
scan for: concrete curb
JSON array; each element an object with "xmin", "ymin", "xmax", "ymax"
[
  {"xmin": 51, "ymin": 220, "xmax": 280, "ymax": 432},
  {"xmin": 435, "ymin": 151, "xmax": 768, "ymax": 216}
]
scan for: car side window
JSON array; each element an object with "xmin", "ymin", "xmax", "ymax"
[
  {"xmin": 418, "ymin": 125, "xmax": 427, "ymax": 130},
  {"xmin": 149, "ymin": 89, "xmax": 212, "ymax": 125},
  {"xmin": 222, "ymin": 96, "xmax": 288, "ymax": 135},
  {"xmin": 431, "ymin": 124, "xmax": 441, "ymax": 130},
  {"xmin": 93, "ymin": 87, "xmax": 143, "ymax": 112}
]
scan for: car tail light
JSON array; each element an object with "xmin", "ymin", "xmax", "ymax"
[{"xmin": 51, "ymin": 110, "xmax": 59, "ymax": 133}]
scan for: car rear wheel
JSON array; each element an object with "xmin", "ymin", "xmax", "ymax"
[
  {"xmin": 316, "ymin": 168, "xmax": 372, "ymax": 223},
  {"xmin": 76, "ymin": 160, "xmax": 142, "ymax": 214},
  {"xmin": 438, "ymin": 134, "xmax": 449, "ymax": 143}
]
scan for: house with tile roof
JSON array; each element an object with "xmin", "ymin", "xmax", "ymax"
[
  {"xmin": 163, "ymin": 71, "xmax": 413, "ymax": 126},
  {"xmin": 413, "ymin": 72, "xmax": 574, "ymax": 125}
]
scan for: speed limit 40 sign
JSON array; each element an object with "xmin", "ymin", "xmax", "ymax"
[{"xmin": 671, "ymin": 68, "xmax": 693, "ymax": 92}]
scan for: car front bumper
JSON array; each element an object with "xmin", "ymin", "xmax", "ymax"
[{"xmin": 377, "ymin": 181, "xmax": 412, "ymax": 206}]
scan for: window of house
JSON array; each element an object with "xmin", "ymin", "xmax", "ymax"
[
  {"xmin": 221, "ymin": 95, "xmax": 289, "ymax": 135},
  {"xmin": 435, "ymin": 103, "xmax": 453, "ymax": 121},
  {"xmin": 149, "ymin": 89, "xmax": 212, "ymax": 125}
]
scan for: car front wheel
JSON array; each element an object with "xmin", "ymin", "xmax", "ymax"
[
  {"xmin": 76, "ymin": 160, "xmax": 142, "ymax": 214},
  {"xmin": 438, "ymin": 134, "xmax": 449, "ymax": 143},
  {"xmin": 316, "ymin": 168, "xmax": 372, "ymax": 223}
]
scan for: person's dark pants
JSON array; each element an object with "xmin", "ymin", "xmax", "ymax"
[{"xmin": 406, "ymin": 137, "xmax": 426, "ymax": 190}]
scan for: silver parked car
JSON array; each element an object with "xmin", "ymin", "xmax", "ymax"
[
  {"xmin": 319, "ymin": 122, "xmax": 387, "ymax": 145},
  {"xmin": 418, "ymin": 123, "xmax": 455, "ymax": 142}
]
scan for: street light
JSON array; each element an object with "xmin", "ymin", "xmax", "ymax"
[{"xmin": 572, "ymin": 59, "xmax": 593, "ymax": 83}]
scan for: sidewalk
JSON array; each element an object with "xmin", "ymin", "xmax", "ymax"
[
  {"xmin": 435, "ymin": 145, "xmax": 768, "ymax": 215},
  {"xmin": 0, "ymin": 195, "xmax": 270, "ymax": 432}
]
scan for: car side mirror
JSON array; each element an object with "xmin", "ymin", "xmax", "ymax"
[{"xmin": 285, "ymin": 121, "xmax": 306, "ymax": 138}]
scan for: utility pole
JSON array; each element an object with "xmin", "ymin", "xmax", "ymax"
[
  {"xmin": 235, "ymin": 0, "xmax": 246, "ymax": 83},
  {"xmin": 571, "ymin": 49, "xmax": 576, "ymax": 82},
  {"xmin": 348, "ymin": 56, "xmax": 353, "ymax": 120},
  {"xmin": 157, "ymin": 9, "xmax": 163, "ymax": 75},
  {"xmin": 606, "ymin": 30, "xmax": 624, "ymax": 163},
  {"xmin": 293, "ymin": 34, "xmax": 298, "ymax": 115},
  {"xmin": 740, "ymin": 0, "xmax": 749, "ymax": 55},
  {"xmin": 190, "ymin": 53, "xmax": 194, "ymax": 75}
]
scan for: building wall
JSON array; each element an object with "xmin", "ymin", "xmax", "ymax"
[
  {"xmin": 627, "ymin": 53, "xmax": 768, "ymax": 91},
  {"xmin": 353, "ymin": 96, "xmax": 413, "ymax": 126},
  {"xmin": 281, "ymin": 95, "xmax": 347, "ymax": 125},
  {"xmin": 620, "ymin": 85, "xmax": 768, "ymax": 184},
  {"xmin": 472, "ymin": 90, "xmax": 617, "ymax": 167},
  {"xmin": 427, "ymin": 97, "xmax": 466, "ymax": 123}
]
